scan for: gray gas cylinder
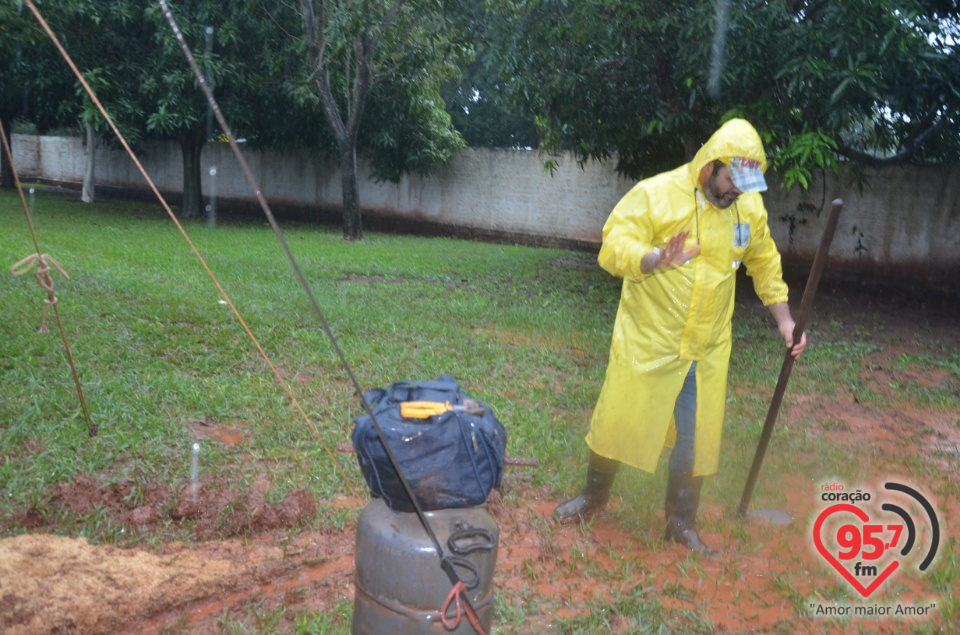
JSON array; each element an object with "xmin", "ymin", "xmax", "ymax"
[{"xmin": 352, "ymin": 498, "xmax": 499, "ymax": 634}]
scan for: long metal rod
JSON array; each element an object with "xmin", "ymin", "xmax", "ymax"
[
  {"xmin": 21, "ymin": 0, "xmax": 359, "ymax": 482},
  {"xmin": 737, "ymin": 198, "xmax": 843, "ymax": 518},
  {"xmin": 150, "ymin": 0, "xmax": 481, "ymax": 603}
]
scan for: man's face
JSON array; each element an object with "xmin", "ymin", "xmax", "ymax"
[{"xmin": 703, "ymin": 163, "xmax": 741, "ymax": 209}]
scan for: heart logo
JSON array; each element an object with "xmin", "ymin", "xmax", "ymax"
[{"xmin": 813, "ymin": 503, "xmax": 900, "ymax": 598}]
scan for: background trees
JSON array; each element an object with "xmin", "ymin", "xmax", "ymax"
[
  {"xmin": 2, "ymin": 0, "xmax": 266, "ymax": 219},
  {"xmin": 440, "ymin": 3, "xmax": 539, "ymax": 149},
  {"xmin": 5, "ymin": 0, "xmax": 959, "ymax": 231},
  {"xmin": 284, "ymin": 0, "xmax": 471, "ymax": 240},
  {"xmin": 141, "ymin": 0, "xmax": 269, "ymax": 218},
  {"xmin": 486, "ymin": 0, "xmax": 960, "ymax": 188},
  {"xmin": 0, "ymin": 0, "xmax": 76, "ymax": 189}
]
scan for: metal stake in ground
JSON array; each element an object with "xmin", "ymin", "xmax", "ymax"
[{"xmin": 737, "ymin": 199, "xmax": 843, "ymax": 521}]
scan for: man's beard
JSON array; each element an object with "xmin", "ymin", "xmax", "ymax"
[{"xmin": 703, "ymin": 171, "xmax": 739, "ymax": 209}]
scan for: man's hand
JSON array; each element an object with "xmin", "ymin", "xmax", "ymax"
[
  {"xmin": 768, "ymin": 302, "xmax": 807, "ymax": 358},
  {"xmin": 778, "ymin": 319, "xmax": 807, "ymax": 358},
  {"xmin": 640, "ymin": 232, "xmax": 701, "ymax": 273}
]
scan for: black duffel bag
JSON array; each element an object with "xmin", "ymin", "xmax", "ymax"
[{"xmin": 351, "ymin": 374, "xmax": 507, "ymax": 513}]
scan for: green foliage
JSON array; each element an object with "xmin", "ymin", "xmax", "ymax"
[
  {"xmin": 140, "ymin": 0, "xmax": 273, "ymax": 217},
  {"xmin": 485, "ymin": 0, "xmax": 705, "ymax": 177},
  {"xmin": 358, "ymin": 1, "xmax": 472, "ymax": 181},
  {"xmin": 485, "ymin": 0, "xmax": 960, "ymax": 182},
  {"xmin": 364, "ymin": 75, "xmax": 467, "ymax": 182},
  {"xmin": 4, "ymin": 1, "xmax": 472, "ymax": 227},
  {"xmin": 440, "ymin": 2, "xmax": 540, "ymax": 149},
  {"xmin": 0, "ymin": 0, "xmax": 79, "ymax": 134},
  {"xmin": 292, "ymin": 601, "xmax": 352, "ymax": 634},
  {"xmin": 140, "ymin": 0, "xmax": 260, "ymax": 139},
  {"xmin": 7, "ymin": 0, "xmax": 960, "ymax": 205},
  {"xmin": 442, "ymin": 59, "xmax": 540, "ymax": 149},
  {"xmin": 264, "ymin": 0, "xmax": 478, "ymax": 236},
  {"xmin": 776, "ymin": 130, "xmax": 840, "ymax": 190}
]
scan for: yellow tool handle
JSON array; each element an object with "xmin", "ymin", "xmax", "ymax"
[
  {"xmin": 400, "ymin": 401, "xmax": 451, "ymax": 419},
  {"xmin": 399, "ymin": 400, "xmax": 486, "ymax": 419}
]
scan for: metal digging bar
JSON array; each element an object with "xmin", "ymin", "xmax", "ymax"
[{"xmin": 737, "ymin": 198, "xmax": 843, "ymax": 522}]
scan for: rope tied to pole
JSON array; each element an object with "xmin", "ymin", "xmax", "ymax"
[
  {"xmin": 11, "ymin": 253, "xmax": 70, "ymax": 334},
  {"xmin": 1, "ymin": 117, "xmax": 94, "ymax": 436}
]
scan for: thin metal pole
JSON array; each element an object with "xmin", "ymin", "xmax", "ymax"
[
  {"xmin": 737, "ymin": 199, "xmax": 843, "ymax": 518},
  {"xmin": 150, "ymin": 0, "xmax": 475, "ymax": 598}
]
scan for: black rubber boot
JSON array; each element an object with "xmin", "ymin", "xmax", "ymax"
[
  {"xmin": 553, "ymin": 451, "xmax": 620, "ymax": 523},
  {"xmin": 664, "ymin": 471, "xmax": 718, "ymax": 556}
]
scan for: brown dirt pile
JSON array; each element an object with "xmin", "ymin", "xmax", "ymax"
[{"xmin": 0, "ymin": 534, "xmax": 241, "ymax": 635}]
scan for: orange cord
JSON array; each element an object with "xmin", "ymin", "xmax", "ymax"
[
  {"xmin": 440, "ymin": 581, "xmax": 488, "ymax": 635},
  {"xmin": 22, "ymin": 0, "xmax": 360, "ymax": 494}
]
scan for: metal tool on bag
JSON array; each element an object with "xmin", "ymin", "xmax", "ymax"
[{"xmin": 400, "ymin": 399, "xmax": 487, "ymax": 419}]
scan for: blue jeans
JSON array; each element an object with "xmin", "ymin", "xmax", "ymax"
[{"xmin": 669, "ymin": 362, "xmax": 697, "ymax": 473}]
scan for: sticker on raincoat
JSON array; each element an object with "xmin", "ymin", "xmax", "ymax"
[{"xmin": 733, "ymin": 223, "xmax": 751, "ymax": 248}]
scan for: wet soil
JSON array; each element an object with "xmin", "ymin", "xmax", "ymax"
[{"xmin": 1, "ymin": 279, "xmax": 957, "ymax": 634}]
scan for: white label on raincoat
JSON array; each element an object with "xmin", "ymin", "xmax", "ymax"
[{"xmin": 733, "ymin": 223, "xmax": 751, "ymax": 247}]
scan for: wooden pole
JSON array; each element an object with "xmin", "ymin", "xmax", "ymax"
[{"xmin": 737, "ymin": 199, "xmax": 843, "ymax": 518}]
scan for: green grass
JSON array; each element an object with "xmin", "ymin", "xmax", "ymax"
[
  {"xmin": 1, "ymin": 188, "xmax": 620, "ymax": 512},
  {"xmin": 552, "ymin": 589, "xmax": 713, "ymax": 634},
  {"xmin": 2, "ymin": 187, "xmax": 958, "ymax": 633}
]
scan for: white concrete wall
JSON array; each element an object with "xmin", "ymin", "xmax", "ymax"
[
  {"xmin": 10, "ymin": 135, "xmax": 632, "ymax": 246},
  {"xmin": 764, "ymin": 164, "xmax": 960, "ymax": 276},
  {"xmin": 10, "ymin": 134, "xmax": 960, "ymax": 275}
]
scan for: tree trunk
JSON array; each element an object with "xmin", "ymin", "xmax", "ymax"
[
  {"xmin": 300, "ymin": 0, "xmax": 382, "ymax": 241},
  {"xmin": 0, "ymin": 113, "xmax": 13, "ymax": 190},
  {"xmin": 81, "ymin": 122, "xmax": 96, "ymax": 203},
  {"xmin": 340, "ymin": 140, "xmax": 363, "ymax": 240},
  {"xmin": 178, "ymin": 128, "xmax": 206, "ymax": 218}
]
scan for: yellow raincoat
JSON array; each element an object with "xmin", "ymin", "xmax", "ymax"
[{"xmin": 585, "ymin": 119, "xmax": 789, "ymax": 476}]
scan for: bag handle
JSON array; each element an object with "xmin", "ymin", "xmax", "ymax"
[{"xmin": 386, "ymin": 378, "xmax": 462, "ymax": 403}]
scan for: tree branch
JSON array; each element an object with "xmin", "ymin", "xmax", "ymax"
[
  {"xmin": 346, "ymin": 32, "xmax": 373, "ymax": 144},
  {"xmin": 342, "ymin": 0, "xmax": 405, "ymax": 144},
  {"xmin": 300, "ymin": 0, "xmax": 347, "ymax": 142},
  {"xmin": 837, "ymin": 98, "xmax": 957, "ymax": 166}
]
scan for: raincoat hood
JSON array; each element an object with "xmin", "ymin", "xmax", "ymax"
[{"xmin": 688, "ymin": 119, "xmax": 768, "ymax": 186}]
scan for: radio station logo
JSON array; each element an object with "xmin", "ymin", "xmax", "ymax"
[{"xmin": 811, "ymin": 481, "xmax": 939, "ymax": 601}]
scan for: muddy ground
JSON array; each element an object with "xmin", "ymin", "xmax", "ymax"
[{"xmin": 1, "ymin": 276, "xmax": 958, "ymax": 634}]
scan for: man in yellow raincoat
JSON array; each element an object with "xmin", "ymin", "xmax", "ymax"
[{"xmin": 554, "ymin": 119, "xmax": 806, "ymax": 555}]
